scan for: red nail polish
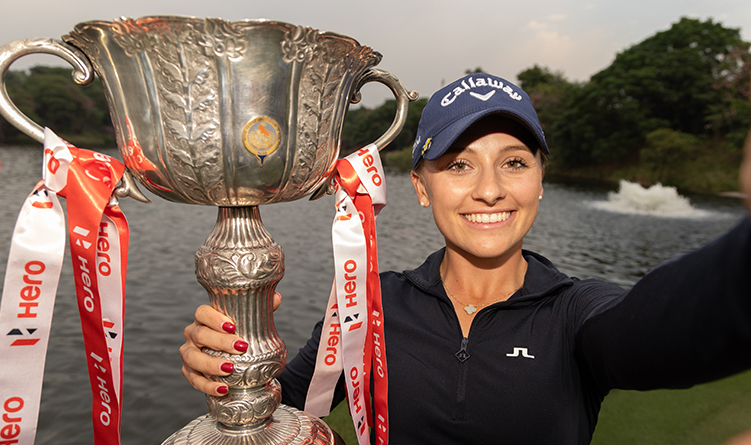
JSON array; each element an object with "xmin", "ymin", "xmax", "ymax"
[
  {"xmin": 217, "ymin": 385, "xmax": 228, "ymax": 395},
  {"xmin": 234, "ymin": 340, "xmax": 248, "ymax": 353},
  {"xmin": 221, "ymin": 362, "xmax": 234, "ymax": 373},
  {"xmin": 222, "ymin": 322, "xmax": 236, "ymax": 334}
]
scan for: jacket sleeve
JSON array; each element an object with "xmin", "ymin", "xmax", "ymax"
[
  {"xmin": 278, "ymin": 319, "xmax": 347, "ymax": 411},
  {"xmin": 576, "ymin": 216, "xmax": 751, "ymax": 393}
]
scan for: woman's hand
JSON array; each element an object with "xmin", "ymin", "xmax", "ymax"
[{"xmin": 180, "ymin": 293, "xmax": 282, "ymax": 396}]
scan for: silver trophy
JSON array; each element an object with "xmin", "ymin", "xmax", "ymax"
[{"xmin": 0, "ymin": 16, "xmax": 417, "ymax": 444}]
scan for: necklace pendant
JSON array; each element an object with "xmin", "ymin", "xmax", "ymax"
[{"xmin": 464, "ymin": 304, "xmax": 477, "ymax": 315}]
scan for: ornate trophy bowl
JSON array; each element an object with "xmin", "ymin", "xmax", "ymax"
[{"xmin": 0, "ymin": 15, "xmax": 417, "ymax": 445}]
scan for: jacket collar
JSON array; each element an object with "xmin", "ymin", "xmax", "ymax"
[{"xmin": 404, "ymin": 248, "xmax": 573, "ymax": 303}]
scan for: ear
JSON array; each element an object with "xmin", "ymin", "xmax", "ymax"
[
  {"xmin": 538, "ymin": 160, "xmax": 545, "ymax": 199},
  {"xmin": 411, "ymin": 170, "xmax": 430, "ymax": 207}
]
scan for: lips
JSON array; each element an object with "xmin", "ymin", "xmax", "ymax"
[{"xmin": 461, "ymin": 212, "xmax": 511, "ymax": 223}]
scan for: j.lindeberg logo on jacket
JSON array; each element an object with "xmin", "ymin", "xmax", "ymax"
[{"xmin": 506, "ymin": 347, "xmax": 535, "ymax": 359}]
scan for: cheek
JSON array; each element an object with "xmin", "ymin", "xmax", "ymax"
[
  {"xmin": 509, "ymin": 178, "xmax": 543, "ymax": 203},
  {"xmin": 420, "ymin": 178, "xmax": 444, "ymax": 202}
]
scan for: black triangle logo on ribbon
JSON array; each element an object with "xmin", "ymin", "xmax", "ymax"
[
  {"xmin": 109, "ymin": 332, "xmax": 118, "ymax": 339},
  {"xmin": 27, "ymin": 328, "xmax": 37, "ymax": 335},
  {"xmin": 344, "ymin": 313, "xmax": 361, "ymax": 324},
  {"xmin": 8, "ymin": 328, "xmax": 22, "ymax": 336}
]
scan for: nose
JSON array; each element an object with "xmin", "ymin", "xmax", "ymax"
[{"xmin": 471, "ymin": 166, "xmax": 506, "ymax": 205}]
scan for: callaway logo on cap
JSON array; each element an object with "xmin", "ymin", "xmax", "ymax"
[{"xmin": 412, "ymin": 73, "xmax": 549, "ymax": 168}]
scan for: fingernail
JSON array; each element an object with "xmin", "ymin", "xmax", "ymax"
[
  {"xmin": 222, "ymin": 322, "xmax": 236, "ymax": 334},
  {"xmin": 221, "ymin": 362, "xmax": 234, "ymax": 373},
  {"xmin": 234, "ymin": 340, "xmax": 248, "ymax": 353},
  {"xmin": 217, "ymin": 385, "xmax": 228, "ymax": 395}
]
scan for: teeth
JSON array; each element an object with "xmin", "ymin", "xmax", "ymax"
[{"xmin": 463, "ymin": 212, "xmax": 511, "ymax": 223}]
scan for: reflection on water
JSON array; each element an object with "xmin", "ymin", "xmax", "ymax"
[
  {"xmin": 0, "ymin": 145, "xmax": 747, "ymax": 444},
  {"xmin": 590, "ymin": 180, "xmax": 711, "ymax": 218}
]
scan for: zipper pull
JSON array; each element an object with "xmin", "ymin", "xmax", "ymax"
[{"xmin": 455, "ymin": 337, "xmax": 470, "ymax": 363}]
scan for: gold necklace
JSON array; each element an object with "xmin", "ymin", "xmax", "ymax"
[{"xmin": 440, "ymin": 270, "xmax": 518, "ymax": 315}]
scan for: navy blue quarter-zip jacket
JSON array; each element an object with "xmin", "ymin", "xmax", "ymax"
[{"xmin": 279, "ymin": 217, "xmax": 751, "ymax": 444}]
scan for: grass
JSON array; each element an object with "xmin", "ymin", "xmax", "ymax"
[
  {"xmin": 323, "ymin": 401, "xmax": 357, "ymax": 443},
  {"xmin": 322, "ymin": 369, "xmax": 751, "ymax": 444},
  {"xmin": 592, "ymin": 369, "xmax": 751, "ymax": 445}
]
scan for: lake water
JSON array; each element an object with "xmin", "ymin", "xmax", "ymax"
[{"xmin": 0, "ymin": 145, "xmax": 747, "ymax": 444}]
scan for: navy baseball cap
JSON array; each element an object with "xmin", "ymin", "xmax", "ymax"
[{"xmin": 412, "ymin": 73, "xmax": 549, "ymax": 168}]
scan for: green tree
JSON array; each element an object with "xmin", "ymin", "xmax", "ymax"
[
  {"xmin": 517, "ymin": 65, "xmax": 579, "ymax": 160},
  {"xmin": 555, "ymin": 17, "xmax": 750, "ymax": 165},
  {"xmin": 0, "ymin": 67, "xmax": 112, "ymax": 145},
  {"xmin": 640, "ymin": 128, "xmax": 699, "ymax": 182},
  {"xmin": 705, "ymin": 44, "xmax": 751, "ymax": 148},
  {"xmin": 518, "ymin": 65, "xmax": 567, "ymax": 90},
  {"xmin": 341, "ymin": 98, "xmax": 427, "ymax": 155}
]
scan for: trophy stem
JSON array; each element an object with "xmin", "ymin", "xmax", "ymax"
[{"xmin": 162, "ymin": 206, "xmax": 333, "ymax": 444}]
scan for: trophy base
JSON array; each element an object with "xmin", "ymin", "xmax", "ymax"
[{"xmin": 161, "ymin": 405, "xmax": 335, "ymax": 445}]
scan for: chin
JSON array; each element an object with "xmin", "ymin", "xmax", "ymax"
[{"xmin": 456, "ymin": 241, "xmax": 524, "ymax": 262}]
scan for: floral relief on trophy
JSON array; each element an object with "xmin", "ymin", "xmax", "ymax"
[
  {"xmin": 282, "ymin": 25, "xmax": 381, "ymax": 193},
  {"xmin": 237, "ymin": 361, "xmax": 285, "ymax": 387},
  {"xmin": 106, "ymin": 17, "xmax": 246, "ymax": 204},
  {"xmin": 195, "ymin": 247, "xmax": 284, "ymax": 289},
  {"xmin": 196, "ymin": 18, "xmax": 249, "ymax": 60},
  {"xmin": 207, "ymin": 379, "xmax": 282, "ymax": 427},
  {"xmin": 205, "ymin": 348, "xmax": 286, "ymax": 388}
]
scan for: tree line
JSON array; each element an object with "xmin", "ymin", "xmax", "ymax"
[
  {"xmin": 1, "ymin": 17, "xmax": 749, "ymax": 191},
  {"xmin": 0, "ymin": 67, "xmax": 114, "ymax": 146}
]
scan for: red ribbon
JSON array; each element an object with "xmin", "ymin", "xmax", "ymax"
[
  {"xmin": 56, "ymin": 145, "xmax": 127, "ymax": 445},
  {"xmin": 335, "ymin": 154, "xmax": 389, "ymax": 445}
]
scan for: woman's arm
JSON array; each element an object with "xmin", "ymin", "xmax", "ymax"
[
  {"xmin": 578, "ymin": 126, "xmax": 751, "ymax": 392},
  {"xmin": 578, "ymin": 216, "xmax": 751, "ymax": 392}
]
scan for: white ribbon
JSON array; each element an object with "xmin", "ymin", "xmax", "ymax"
[
  {"xmin": 333, "ymin": 190, "xmax": 371, "ymax": 443},
  {"xmin": 0, "ymin": 136, "xmax": 70, "ymax": 444}
]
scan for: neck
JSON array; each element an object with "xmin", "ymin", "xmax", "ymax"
[{"xmin": 440, "ymin": 245, "xmax": 527, "ymax": 304}]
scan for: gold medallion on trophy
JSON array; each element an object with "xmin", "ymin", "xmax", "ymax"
[{"xmin": 242, "ymin": 116, "xmax": 281, "ymax": 164}]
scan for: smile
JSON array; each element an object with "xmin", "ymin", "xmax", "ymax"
[{"xmin": 462, "ymin": 212, "xmax": 511, "ymax": 223}]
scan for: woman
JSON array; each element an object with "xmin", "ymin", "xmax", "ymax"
[{"xmin": 181, "ymin": 73, "xmax": 751, "ymax": 443}]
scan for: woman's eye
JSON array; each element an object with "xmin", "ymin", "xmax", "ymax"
[
  {"xmin": 505, "ymin": 158, "xmax": 527, "ymax": 169},
  {"xmin": 448, "ymin": 161, "xmax": 469, "ymax": 171}
]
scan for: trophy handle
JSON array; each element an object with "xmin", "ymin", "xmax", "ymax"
[
  {"xmin": 310, "ymin": 69, "xmax": 418, "ymax": 200},
  {"xmin": 0, "ymin": 37, "xmax": 94, "ymax": 143},
  {"xmin": 0, "ymin": 37, "xmax": 150, "ymax": 204},
  {"xmin": 351, "ymin": 68, "xmax": 420, "ymax": 151}
]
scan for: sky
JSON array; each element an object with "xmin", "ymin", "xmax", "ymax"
[{"xmin": 0, "ymin": 0, "xmax": 750, "ymax": 107}]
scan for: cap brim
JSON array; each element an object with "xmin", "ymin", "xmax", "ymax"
[{"xmin": 424, "ymin": 108, "xmax": 549, "ymax": 162}]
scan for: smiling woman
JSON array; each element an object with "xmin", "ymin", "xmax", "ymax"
[
  {"xmin": 411, "ymin": 117, "xmax": 546, "ymax": 335},
  {"xmin": 181, "ymin": 72, "xmax": 751, "ymax": 444}
]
